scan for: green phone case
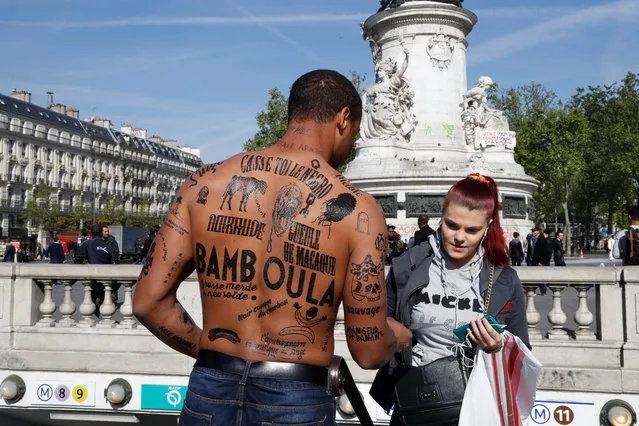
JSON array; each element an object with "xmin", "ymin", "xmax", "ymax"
[{"xmin": 453, "ymin": 315, "xmax": 504, "ymax": 343}]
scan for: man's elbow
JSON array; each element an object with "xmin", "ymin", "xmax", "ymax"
[{"xmin": 350, "ymin": 345, "xmax": 394, "ymax": 370}]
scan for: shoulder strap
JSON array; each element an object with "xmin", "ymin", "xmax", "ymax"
[{"xmin": 483, "ymin": 264, "xmax": 495, "ymax": 316}]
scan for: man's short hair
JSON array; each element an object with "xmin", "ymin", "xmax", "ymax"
[
  {"xmin": 91, "ymin": 224, "xmax": 103, "ymax": 238},
  {"xmin": 53, "ymin": 236, "xmax": 59, "ymax": 242},
  {"xmin": 387, "ymin": 225, "xmax": 396, "ymax": 230},
  {"xmin": 288, "ymin": 70, "xmax": 362, "ymax": 124},
  {"xmin": 543, "ymin": 228, "xmax": 553, "ymax": 235},
  {"xmin": 626, "ymin": 205, "xmax": 639, "ymax": 219},
  {"xmin": 417, "ymin": 215, "xmax": 429, "ymax": 227},
  {"xmin": 513, "ymin": 232, "xmax": 519, "ymax": 238},
  {"xmin": 531, "ymin": 226, "xmax": 541, "ymax": 232}
]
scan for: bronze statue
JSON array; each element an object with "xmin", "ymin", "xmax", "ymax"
[{"xmin": 379, "ymin": 0, "xmax": 463, "ymax": 12}]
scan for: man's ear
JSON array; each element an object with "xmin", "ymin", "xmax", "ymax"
[{"xmin": 337, "ymin": 107, "xmax": 351, "ymax": 134}]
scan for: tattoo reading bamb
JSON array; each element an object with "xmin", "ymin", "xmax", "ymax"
[
  {"xmin": 220, "ymin": 175, "xmax": 267, "ymax": 217},
  {"xmin": 356, "ymin": 212, "xmax": 370, "ymax": 235},
  {"xmin": 267, "ymin": 183, "xmax": 303, "ymax": 253},
  {"xmin": 314, "ymin": 193, "xmax": 357, "ymax": 238},
  {"xmin": 195, "ymin": 245, "xmax": 257, "ymax": 283},
  {"xmin": 207, "ymin": 214, "xmax": 267, "ymax": 241},
  {"xmin": 208, "ymin": 328, "xmax": 241, "ymax": 344},
  {"xmin": 197, "ymin": 186, "xmax": 209, "ymax": 205},
  {"xmin": 350, "ymin": 254, "xmax": 383, "ymax": 302},
  {"xmin": 345, "ymin": 325, "xmax": 384, "ymax": 342},
  {"xmin": 279, "ymin": 302, "xmax": 327, "ymax": 343}
]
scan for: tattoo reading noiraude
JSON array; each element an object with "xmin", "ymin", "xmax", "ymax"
[
  {"xmin": 345, "ymin": 325, "xmax": 384, "ymax": 343},
  {"xmin": 240, "ymin": 154, "xmax": 333, "ymax": 199},
  {"xmin": 220, "ymin": 175, "xmax": 267, "ymax": 218},
  {"xmin": 350, "ymin": 254, "xmax": 383, "ymax": 302},
  {"xmin": 314, "ymin": 193, "xmax": 357, "ymax": 238},
  {"xmin": 158, "ymin": 326, "xmax": 197, "ymax": 351},
  {"xmin": 208, "ymin": 328, "xmax": 242, "ymax": 344},
  {"xmin": 267, "ymin": 183, "xmax": 303, "ymax": 253},
  {"xmin": 208, "ymin": 214, "xmax": 267, "ymax": 241},
  {"xmin": 237, "ymin": 298, "xmax": 289, "ymax": 322},
  {"xmin": 189, "ymin": 161, "xmax": 224, "ymax": 187}
]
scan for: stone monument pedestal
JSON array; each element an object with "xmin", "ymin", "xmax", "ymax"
[{"xmin": 346, "ymin": 0, "xmax": 537, "ymax": 240}]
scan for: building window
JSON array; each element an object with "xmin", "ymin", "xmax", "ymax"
[
  {"xmin": 8, "ymin": 140, "xmax": 14, "ymax": 155},
  {"xmin": 47, "ymin": 148, "xmax": 52, "ymax": 162}
]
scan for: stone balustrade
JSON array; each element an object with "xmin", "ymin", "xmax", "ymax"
[{"xmin": 0, "ymin": 264, "xmax": 638, "ymax": 396}]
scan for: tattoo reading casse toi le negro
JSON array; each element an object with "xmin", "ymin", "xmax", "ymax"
[
  {"xmin": 207, "ymin": 214, "xmax": 267, "ymax": 241},
  {"xmin": 221, "ymin": 175, "xmax": 267, "ymax": 217},
  {"xmin": 208, "ymin": 328, "xmax": 241, "ymax": 344},
  {"xmin": 240, "ymin": 154, "xmax": 333, "ymax": 199},
  {"xmin": 350, "ymin": 254, "xmax": 383, "ymax": 302},
  {"xmin": 189, "ymin": 161, "xmax": 224, "ymax": 187},
  {"xmin": 267, "ymin": 183, "xmax": 303, "ymax": 253},
  {"xmin": 314, "ymin": 193, "xmax": 357, "ymax": 238},
  {"xmin": 345, "ymin": 325, "xmax": 384, "ymax": 342}
]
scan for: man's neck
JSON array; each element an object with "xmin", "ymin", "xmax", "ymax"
[{"xmin": 275, "ymin": 121, "xmax": 332, "ymax": 164}]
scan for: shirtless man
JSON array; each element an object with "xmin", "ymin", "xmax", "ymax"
[{"xmin": 133, "ymin": 70, "xmax": 409, "ymax": 426}]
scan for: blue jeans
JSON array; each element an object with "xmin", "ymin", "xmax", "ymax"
[{"xmin": 179, "ymin": 365, "xmax": 336, "ymax": 426}]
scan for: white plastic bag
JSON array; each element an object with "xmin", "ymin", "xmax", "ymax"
[{"xmin": 458, "ymin": 331, "xmax": 542, "ymax": 426}]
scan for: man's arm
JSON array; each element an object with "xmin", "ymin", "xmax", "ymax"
[
  {"xmin": 73, "ymin": 243, "xmax": 87, "ymax": 264},
  {"xmin": 343, "ymin": 201, "xmax": 397, "ymax": 369},
  {"xmin": 133, "ymin": 183, "xmax": 201, "ymax": 358}
]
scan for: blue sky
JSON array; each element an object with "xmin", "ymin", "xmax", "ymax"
[{"xmin": 1, "ymin": 0, "xmax": 638, "ymax": 164}]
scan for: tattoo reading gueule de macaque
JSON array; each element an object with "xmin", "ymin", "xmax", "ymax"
[
  {"xmin": 287, "ymin": 222, "xmax": 321, "ymax": 250},
  {"xmin": 279, "ymin": 302, "xmax": 327, "ymax": 343},
  {"xmin": 314, "ymin": 193, "xmax": 357, "ymax": 238},
  {"xmin": 237, "ymin": 298, "xmax": 289, "ymax": 322},
  {"xmin": 197, "ymin": 186, "xmax": 209, "ymax": 205},
  {"xmin": 208, "ymin": 328, "xmax": 241, "ymax": 344},
  {"xmin": 207, "ymin": 214, "xmax": 267, "ymax": 241},
  {"xmin": 189, "ymin": 161, "xmax": 224, "ymax": 187},
  {"xmin": 283, "ymin": 241, "xmax": 337, "ymax": 276},
  {"xmin": 267, "ymin": 183, "xmax": 303, "ymax": 253},
  {"xmin": 220, "ymin": 175, "xmax": 267, "ymax": 218},
  {"xmin": 240, "ymin": 154, "xmax": 333, "ymax": 199},
  {"xmin": 158, "ymin": 326, "xmax": 197, "ymax": 350},
  {"xmin": 350, "ymin": 254, "xmax": 383, "ymax": 302},
  {"xmin": 345, "ymin": 325, "xmax": 384, "ymax": 343}
]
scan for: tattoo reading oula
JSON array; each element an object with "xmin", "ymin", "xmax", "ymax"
[{"xmin": 350, "ymin": 254, "xmax": 382, "ymax": 302}]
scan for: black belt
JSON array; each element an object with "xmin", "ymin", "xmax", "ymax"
[{"xmin": 195, "ymin": 350, "xmax": 329, "ymax": 388}]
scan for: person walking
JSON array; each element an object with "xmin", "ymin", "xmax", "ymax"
[
  {"xmin": 102, "ymin": 225, "xmax": 120, "ymax": 264},
  {"xmin": 525, "ymin": 227, "xmax": 540, "ymax": 266},
  {"xmin": 45, "ymin": 236, "xmax": 66, "ymax": 264},
  {"xmin": 412, "ymin": 214, "xmax": 436, "ymax": 247},
  {"xmin": 371, "ymin": 173, "xmax": 530, "ymax": 425},
  {"xmin": 74, "ymin": 224, "xmax": 116, "ymax": 310},
  {"xmin": 613, "ymin": 205, "xmax": 639, "ymax": 265},
  {"xmin": 133, "ymin": 70, "xmax": 402, "ymax": 426},
  {"xmin": 553, "ymin": 231, "xmax": 566, "ymax": 266},
  {"xmin": 2, "ymin": 240, "xmax": 15, "ymax": 263},
  {"xmin": 509, "ymin": 231, "xmax": 524, "ymax": 266},
  {"xmin": 607, "ymin": 234, "xmax": 615, "ymax": 261}
]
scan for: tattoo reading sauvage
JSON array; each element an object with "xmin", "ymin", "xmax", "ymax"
[
  {"xmin": 345, "ymin": 305, "xmax": 381, "ymax": 318},
  {"xmin": 207, "ymin": 214, "xmax": 267, "ymax": 241},
  {"xmin": 345, "ymin": 325, "xmax": 384, "ymax": 342},
  {"xmin": 189, "ymin": 161, "xmax": 224, "ymax": 187},
  {"xmin": 350, "ymin": 254, "xmax": 383, "ymax": 302},
  {"xmin": 208, "ymin": 328, "xmax": 241, "ymax": 344},
  {"xmin": 240, "ymin": 154, "xmax": 332, "ymax": 199},
  {"xmin": 314, "ymin": 193, "xmax": 357, "ymax": 238},
  {"xmin": 237, "ymin": 298, "xmax": 289, "ymax": 322},
  {"xmin": 267, "ymin": 183, "xmax": 303, "ymax": 253},
  {"xmin": 197, "ymin": 186, "xmax": 209, "ymax": 205},
  {"xmin": 220, "ymin": 175, "xmax": 267, "ymax": 217},
  {"xmin": 279, "ymin": 302, "xmax": 327, "ymax": 343}
]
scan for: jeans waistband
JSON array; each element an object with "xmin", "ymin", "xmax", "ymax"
[{"xmin": 195, "ymin": 350, "xmax": 328, "ymax": 388}]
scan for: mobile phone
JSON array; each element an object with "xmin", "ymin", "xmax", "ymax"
[{"xmin": 453, "ymin": 315, "xmax": 504, "ymax": 343}]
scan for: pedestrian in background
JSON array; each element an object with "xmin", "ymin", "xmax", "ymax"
[
  {"xmin": 3, "ymin": 240, "xmax": 15, "ymax": 263},
  {"xmin": 553, "ymin": 231, "xmax": 566, "ymax": 266},
  {"xmin": 75, "ymin": 224, "xmax": 116, "ymax": 310},
  {"xmin": 509, "ymin": 232, "xmax": 524, "ymax": 266},
  {"xmin": 525, "ymin": 226, "xmax": 540, "ymax": 266},
  {"xmin": 45, "ymin": 236, "xmax": 65, "ymax": 264}
]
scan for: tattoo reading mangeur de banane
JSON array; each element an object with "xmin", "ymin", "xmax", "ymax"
[
  {"xmin": 240, "ymin": 154, "xmax": 333, "ymax": 200},
  {"xmin": 345, "ymin": 325, "xmax": 384, "ymax": 342},
  {"xmin": 195, "ymin": 244, "xmax": 335, "ymax": 308}
]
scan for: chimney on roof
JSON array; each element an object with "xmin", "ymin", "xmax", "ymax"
[
  {"xmin": 132, "ymin": 128, "xmax": 147, "ymax": 140},
  {"xmin": 163, "ymin": 139, "xmax": 178, "ymax": 148},
  {"xmin": 65, "ymin": 107, "xmax": 79, "ymax": 119},
  {"xmin": 91, "ymin": 117, "xmax": 112, "ymax": 129},
  {"xmin": 46, "ymin": 92, "xmax": 54, "ymax": 107},
  {"xmin": 49, "ymin": 103, "xmax": 67, "ymax": 115},
  {"xmin": 10, "ymin": 90, "xmax": 32, "ymax": 103},
  {"xmin": 120, "ymin": 124, "xmax": 132, "ymax": 135},
  {"xmin": 149, "ymin": 135, "xmax": 163, "ymax": 143}
]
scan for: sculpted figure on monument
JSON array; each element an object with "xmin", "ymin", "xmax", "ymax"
[
  {"xmin": 379, "ymin": 0, "xmax": 463, "ymax": 12},
  {"xmin": 360, "ymin": 40, "xmax": 418, "ymax": 143},
  {"xmin": 461, "ymin": 76, "xmax": 511, "ymax": 149}
]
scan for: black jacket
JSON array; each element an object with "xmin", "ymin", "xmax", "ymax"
[
  {"xmin": 413, "ymin": 225, "xmax": 436, "ymax": 247},
  {"xmin": 74, "ymin": 239, "xmax": 115, "ymax": 265},
  {"xmin": 532, "ymin": 235, "xmax": 553, "ymax": 266},
  {"xmin": 509, "ymin": 238, "xmax": 524, "ymax": 262},
  {"xmin": 553, "ymin": 239, "xmax": 565, "ymax": 265}
]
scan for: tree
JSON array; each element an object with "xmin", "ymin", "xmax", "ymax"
[{"xmin": 243, "ymin": 73, "xmax": 367, "ymax": 171}]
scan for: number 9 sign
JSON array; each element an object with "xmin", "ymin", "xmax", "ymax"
[{"xmin": 72, "ymin": 385, "xmax": 89, "ymax": 403}]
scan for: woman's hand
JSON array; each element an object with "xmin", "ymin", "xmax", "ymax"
[
  {"xmin": 387, "ymin": 317, "xmax": 413, "ymax": 352},
  {"xmin": 468, "ymin": 318, "xmax": 502, "ymax": 352}
]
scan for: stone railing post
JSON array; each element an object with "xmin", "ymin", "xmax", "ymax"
[
  {"xmin": 621, "ymin": 267, "xmax": 639, "ymax": 380},
  {"xmin": 78, "ymin": 280, "xmax": 96, "ymax": 328},
  {"xmin": 547, "ymin": 285, "xmax": 569, "ymax": 340},
  {"xmin": 119, "ymin": 280, "xmax": 137, "ymax": 329},
  {"xmin": 57, "ymin": 279, "xmax": 77, "ymax": 327},
  {"xmin": 523, "ymin": 284, "xmax": 542, "ymax": 340},
  {"xmin": 97, "ymin": 280, "xmax": 117, "ymax": 328},
  {"xmin": 572, "ymin": 284, "xmax": 595, "ymax": 340},
  {"xmin": 36, "ymin": 279, "xmax": 56, "ymax": 327}
]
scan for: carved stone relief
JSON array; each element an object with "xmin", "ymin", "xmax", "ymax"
[
  {"xmin": 427, "ymin": 29, "xmax": 455, "ymax": 70},
  {"xmin": 405, "ymin": 194, "xmax": 445, "ymax": 217},
  {"xmin": 527, "ymin": 199, "xmax": 536, "ymax": 222},
  {"xmin": 374, "ymin": 194, "xmax": 398, "ymax": 218},
  {"xmin": 502, "ymin": 197, "xmax": 526, "ymax": 219}
]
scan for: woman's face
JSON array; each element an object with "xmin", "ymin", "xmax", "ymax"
[{"xmin": 441, "ymin": 202, "xmax": 492, "ymax": 268}]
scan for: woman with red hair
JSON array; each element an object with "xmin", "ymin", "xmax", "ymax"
[{"xmin": 371, "ymin": 173, "xmax": 530, "ymax": 426}]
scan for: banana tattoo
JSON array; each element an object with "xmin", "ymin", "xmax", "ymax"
[{"xmin": 278, "ymin": 302, "xmax": 327, "ymax": 343}]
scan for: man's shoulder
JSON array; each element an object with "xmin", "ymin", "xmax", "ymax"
[{"xmin": 615, "ymin": 229, "xmax": 628, "ymax": 239}]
